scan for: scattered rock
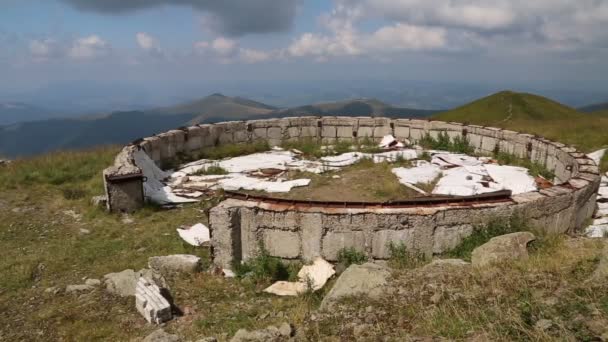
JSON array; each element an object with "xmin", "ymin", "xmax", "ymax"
[
  {"xmin": 104, "ymin": 269, "xmax": 138, "ymax": 297},
  {"xmin": 63, "ymin": 210, "xmax": 82, "ymax": 221},
  {"xmin": 353, "ymin": 323, "xmax": 372, "ymax": 339},
  {"xmin": 471, "ymin": 232, "xmax": 536, "ymax": 268},
  {"xmin": 85, "ymin": 278, "xmax": 101, "ymax": 286},
  {"xmin": 142, "ymin": 329, "xmax": 180, "ymax": 342},
  {"xmin": 230, "ymin": 323, "xmax": 292, "ymax": 342},
  {"xmin": 79, "ymin": 228, "xmax": 91, "ymax": 235},
  {"xmin": 66, "ymin": 284, "xmax": 94, "ymax": 294},
  {"xmin": 148, "ymin": 255, "xmax": 201, "ymax": 275},
  {"xmin": 90, "ymin": 195, "xmax": 107, "ymax": 207},
  {"xmin": 320, "ymin": 262, "xmax": 391, "ymax": 310}
]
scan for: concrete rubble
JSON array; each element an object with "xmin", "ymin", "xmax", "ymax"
[
  {"xmin": 177, "ymin": 223, "xmax": 210, "ymax": 247},
  {"xmin": 135, "ymin": 277, "xmax": 172, "ymax": 325},
  {"xmin": 320, "ymin": 262, "xmax": 390, "ymax": 310},
  {"xmin": 148, "ymin": 254, "xmax": 202, "ymax": 275},
  {"xmin": 264, "ymin": 257, "xmax": 335, "ymax": 296}
]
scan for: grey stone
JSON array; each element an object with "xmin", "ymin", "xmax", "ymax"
[
  {"xmin": 104, "ymin": 269, "xmax": 138, "ymax": 297},
  {"xmin": 471, "ymin": 232, "xmax": 536, "ymax": 268},
  {"xmin": 195, "ymin": 338, "xmax": 218, "ymax": 342},
  {"xmin": 142, "ymin": 329, "xmax": 180, "ymax": 342},
  {"xmin": 534, "ymin": 319, "xmax": 553, "ymax": 331},
  {"xmin": 66, "ymin": 284, "xmax": 94, "ymax": 294},
  {"xmin": 45, "ymin": 286, "xmax": 60, "ymax": 295},
  {"xmin": 148, "ymin": 255, "xmax": 201, "ymax": 275},
  {"xmin": 322, "ymin": 231, "xmax": 367, "ymax": 261},
  {"xmin": 262, "ymin": 230, "xmax": 300, "ymax": 258},
  {"xmin": 587, "ymin": 244, "xmax": 608, "ymax": 283},
  {"xmin": 278, "ymin": 323, "xmax": 293, "ymax": 337},
  {"xmin": 85, "ymin": 278, "xmax": 101, "ymax": 286},
  {"xmin": 320, "ymin": 263, "xmax": 391, "ymax": 310},
  {"xmin": 90, "ymin": 195, "xmax": 107, "ymax": 207},
  {"xmin": 79, "ymin": 228, "xmax": 91, "ymax": 235}
]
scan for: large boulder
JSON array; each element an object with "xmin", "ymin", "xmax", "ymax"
[
  {"xmin": 148, "ymin": 255, "xmax": 201, "ymax": 275},
  {"xmin": 142, "ymin": 329, "xmax": 180, "ymax": 342},
  {"xmin": 471, "ymin": 232, "xmax": 536, "ymax": 268},
  {"xmin": 320, "ymin": 263, "xmax": 391, "ymax": 310}
]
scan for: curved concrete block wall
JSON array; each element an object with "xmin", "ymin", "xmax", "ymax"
[{"xmin": 103, "ymin": 117, "xmax": 601, "ymax": 269}]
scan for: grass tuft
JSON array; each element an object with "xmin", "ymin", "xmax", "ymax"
[
  {"xmin": 337, "ymin": 247, "xmax": 368, "ymax": 268},
  {"xmin": 388, "ymin": 242, "xmax": 427, "ymax": 269},
  {"xmin": 194, "ymin": 164, "xmax": 229, "ymax": 176},
  {"xmin": 419, "ymin": 132, "xmax": 475, "ymax": 154}
]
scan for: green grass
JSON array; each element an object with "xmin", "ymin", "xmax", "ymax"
[
  {"xmin": 233, "ymin": 248, "xmax": 301, "ymax": 284},
  {"xmin": 419, "ymin": 132, "xmax": 475, "ymax": 154},
  {"xmin": 194, "ymin": 164, "xmax": 229, "ymax": 175},
  {"xmin": 337, "ymin": 247, "xmax": 368, "ymax": 267},
  {"xmin": 434, "ymin": 91, "xmax": 608, "ymax": 152},
  {"xmin": 388, "ymin": 242, "xmax": 427, "ymax": 269}
]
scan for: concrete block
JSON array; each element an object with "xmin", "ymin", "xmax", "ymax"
[
  {"xmin": 322, "ymin": 125, "xmax": 337, "ymax": 138},
  {"xmin": 135, "ymin": 278, "xmax": 172, "ymax": 324},
  {"xmin": 262, "ymin": 230, "xmax": 301, "ymax": 259},
  {"xmin": 337, "ymin": 126, "xmax": 354, "ymax": 138},
  {"xmin": 267, "ymin": 127, "xmax": 283, "ymax": 140},
  {"xmin": 301, "ymin": 214, "xmax": 323, "ymax": 262},
  {"xmin": 371, "ymin": 230, "xmax": 412, "ymax": 259},
  {"xmin": 433, "ymin": 225, "xmax": 474, "ymax": 254}
]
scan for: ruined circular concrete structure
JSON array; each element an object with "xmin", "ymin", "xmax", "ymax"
[{"xmin": 103, "ymin": 117, "xmax": 601, "ymax": 269}]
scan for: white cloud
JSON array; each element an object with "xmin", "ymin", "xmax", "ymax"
[
  {"xmin": 68, "ymin": 35, "xmax": 110, "ymax": 59},
  {"xmin": 136, "ymin": 32, "xmax": 160, "ymax": 52},
  {"xmin": 239, "ymin": 48, "xmax": 272, "ymax": 63},
  {"xmin": 29, "ymin": 39, "xmax": 62, "ymax": 60},
  {"xmin": 211, "ymin": 37, "xmax": 237, "ymax": 56}
]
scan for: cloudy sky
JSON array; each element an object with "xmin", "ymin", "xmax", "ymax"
[{"xmin": 2, "ymin": 0, "xmax": 608, "ymax": 92}]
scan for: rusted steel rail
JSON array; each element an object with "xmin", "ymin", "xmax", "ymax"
[{"xmin": 223, "ymin": 189, "xmax": 513, "ymax": 209}]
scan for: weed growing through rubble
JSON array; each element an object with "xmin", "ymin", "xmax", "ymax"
[
  {"xmin": 337, "ymin": 247, "xmax": 368, "ymax": 267},
  {"xmin": 233, "ymin": 248, "xmax": 300, "ymax": 284},
  {"xmin": 493, "ymin": 151, "xmax": 555, "ymax": 179},
  {"xmin": 194, "ymin": 164, "xmax": 228, "ymax": 175},
  {"xmin": 388, "ymin": 242, "xmax": 428, "ymax": 269}
]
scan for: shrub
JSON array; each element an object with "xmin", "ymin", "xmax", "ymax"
[
  {"xmin": 418, "ymin": 132, "xmax": 475, "ymax": 154},
  {"xmin": 337, "ymin": 247, "xmax": 368, "ymax": 267}
]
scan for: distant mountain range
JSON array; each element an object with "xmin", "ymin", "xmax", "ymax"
[
  {"xmin": 578, "ymin": 102, "xmax": 608, "ymax": 116},
  {"xmin": 0, "ymin": 102, "xmax": 59, "ymax": 126},
  {"xmin": 0, "ymin": 94, "xmax": 439, "ymax": 157}
]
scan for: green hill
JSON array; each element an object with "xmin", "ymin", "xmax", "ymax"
[
  {"xmin": 434, "ymin": 91, "xmax": 608, "ymax": 152},
  {"xmin": 273, "ymin": 98, "xmax": 439, "ymax": 118}
]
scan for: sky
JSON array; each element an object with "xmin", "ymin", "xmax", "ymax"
[{"xmin": 1, "ymin": 0, "xmax": 608, "ymax": 94}]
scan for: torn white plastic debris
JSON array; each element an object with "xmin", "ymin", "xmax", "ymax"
[
  {"xmin": 264, "ymin": 258, "xmax": 335, "ymax": 296},
  {"xmin": 379, "ymin": 135, "xmax": 397, "ymax": 148},
  {"xmin": 588, "ymin": 149, "xmax": 607, "ymax": 165},
  {"xmin": 372, "ymin": 150, "xmax": 418, "ymax": 163},
  {"xmin": 297, "ymin": 258, "xmax": 336, "ymax": 291},
  {"xmin": 585, "ymin": 225, "xmax": 608, "ymax": 238},
  {"xmin": 177, "ymin": 223, "xmax": 210, "ymax": 247},
  {"xmin": 218, "ymin": 176, "xmax": 311, "ymax": 193},
  {"xmin": 484, "ymin": 164, "xmax": 536, "ymax": 195},
  {"xmin": 392, "ymin": 161, "xmax": 441, "ymax": 185}
]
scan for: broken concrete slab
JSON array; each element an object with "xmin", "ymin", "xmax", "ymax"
[
  {"xmin": 135, "ymin": 277, "xmax": 172, "ymax": 325},
  {"xmin": 66, "ymin": 284, "xmax": 94, "ymax": 294},
  {"xmin": 148, "ymin": 254, "xmax": 201, "ymax": 275},
  {"xmin": 230, "ymin": 323, "xmax": 293, "ymax": 342},
  {"xmin": 471, "ymin": 232, "xmax": 536, "ymax": 268},
  {"xmin": 177, "ymin": 223, "xmax": 210, "ymax": 247},
  {"xmin": 320, "ymin": 262, "xmax": 390, "ymax": 310}
]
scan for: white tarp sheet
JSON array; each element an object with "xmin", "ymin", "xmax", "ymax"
[
  {"xmin": 432, "ymin": 167, "xmax": 500, "ymax": 196},
  {"xmin": 392, "ymin": 161, "xmax": 441, "ymax": 185},
  {"xmin": 588, "ymin": 149, "xmax": 607, "ymax": 165},
  {"xmin": 484, "ymin": 164, "xmax": 537, "ymax": 195},
  {"xmin": 177, "ymin": 223, "xmax": 210, "ymax": 246},
  {"xmin": 218, "ymin": 176, "xmax": 311, "ymax": 193}
]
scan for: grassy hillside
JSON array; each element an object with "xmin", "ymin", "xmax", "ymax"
[{"xmin": 435, "ymin": 91, "xmax": 608, "ymax": 152}]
